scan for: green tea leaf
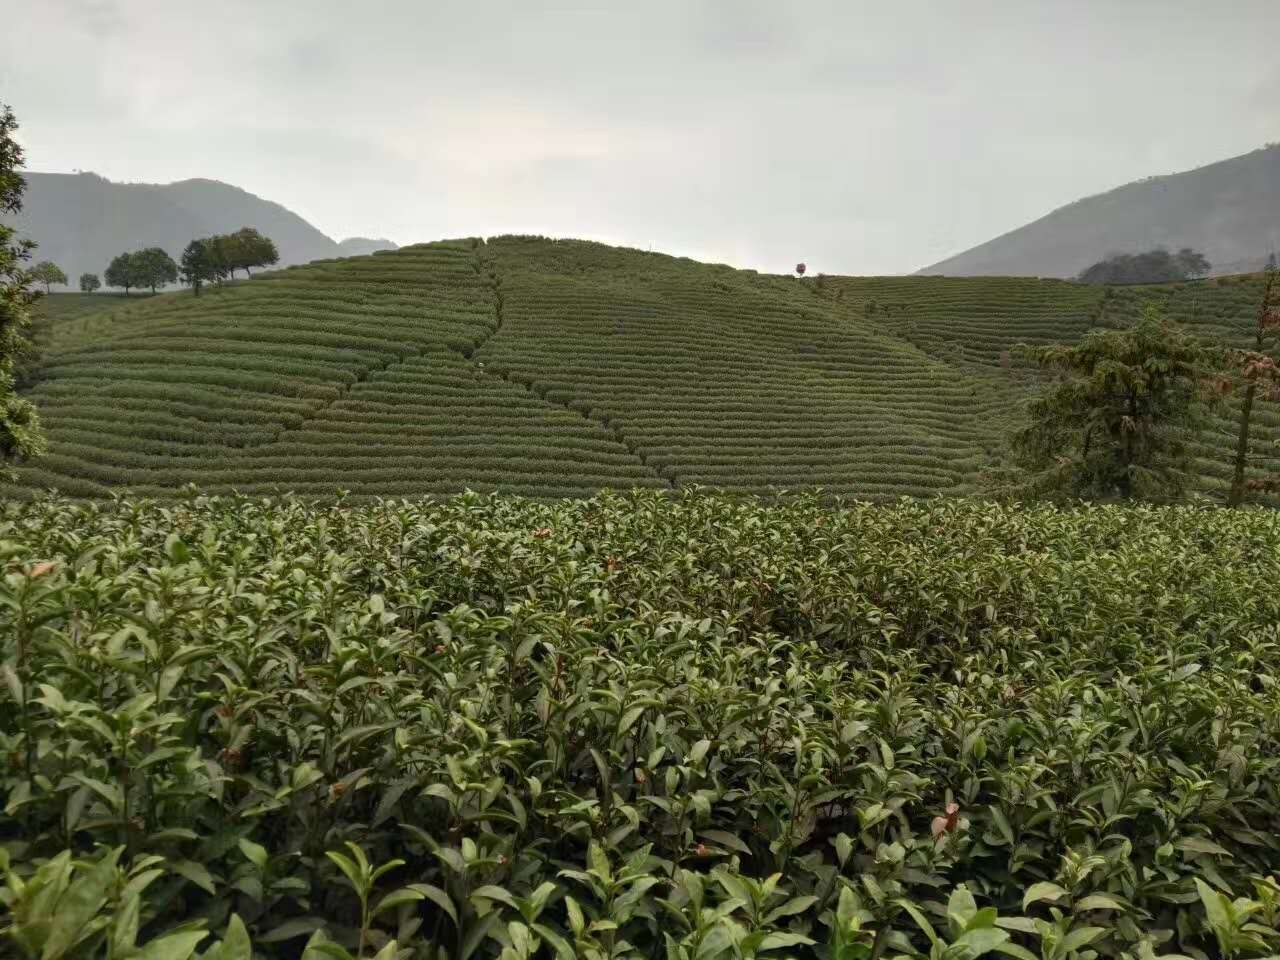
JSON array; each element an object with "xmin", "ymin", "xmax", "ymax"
[
  {"xmin": 41, "ymin": 847, "xmax": 120, "ymax": 960},
  {"xmin": 1022, "ymin": 882, "xmax": 1069, "ymax": 911},
  {"xmin": 135, "ymin": 931, "xmax": 209, "ymax": 960}
]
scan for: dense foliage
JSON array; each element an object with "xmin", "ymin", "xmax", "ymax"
[
  {"xmin": 134, "ymin": 248, "xmax": 179, "ymax": 294},
  {"xmin": 214, "ymin": 227, "xmax": 280, "ymax": 280},
  {"xmin": 180, "ymin": 239, "xmax": 215, "ymax": 296},
  {"xmin": 1077, "ymin": 249, "xmax": 1210, "ymax": 286},
  {"xmin": 78, "ymin": 274, "xmax": 100, "ymax": 294},
  {"xmin": 0, "ymin": 103, "xmax": 45, "ymax": 470},
  {"xmin": 178, "ymin": 230, "xmax": 279, "ymax": 296},
  {"xmin": 107, "ymin": 231, "xmax": 277, "ymax": 298},
  {"xmin": 4, "ymin": 490, "xmax": 1280, "ymax": 959},
  {"xmin": 1090, "ymin": 277, "xmax": 1280, "ymax": 497},
  {"xmin": 105, "ymin": 248, "xmax": 179, "ymax": 296},
  {"xmin": 1006, "ymin": 308, "xmax": 1216, "ymax": 501}
]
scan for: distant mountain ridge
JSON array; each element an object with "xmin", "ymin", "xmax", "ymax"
[
  {"xmin": 918, "ymin": 144, "xmax": 1280, "ymax": 278},
  {"xmin": 4, "ymin": 172, "xmax": 397, "ymax": 286},
  {"xmin": 337, "ymin": 236, "xmax": 400, "ymax": 257}
]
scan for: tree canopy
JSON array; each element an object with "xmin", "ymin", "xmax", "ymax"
[
  {"xmin": 133, "ymin": 247, "xmax": 178, "ymax": 293},
  {"xmin": 205, "ymin": 227, "xmax": 279, "ymax": 281},
  {"xmin": 1003, "ymin": 307, "xmax": 1216, "ymax": 501},
  {"xmin": 31, "ymin": 261, "xmax": 68, "ymax": 293},
  {"xmin": 228, "ymin": 226, "xmax": 279, "ymax": 277},
  {"xmin": 179, "ymin": 239, "xmax": 215, "ymax": 296},
  {"xmin": 103, "ymin": 229, "xmax": 277, "ymax": 296},
  {"xmin": 178, "ymin": 228, "xmax": 278, "ymax": 293},
  {"xmin": 1077, "ymin": 247, "xmax": 1211, "ymax": 285},
  {"xmin": 104, "ymin": 247, "xmax": 179, "ymax": 294},
  {"xmin": 0, "ymin": 104, "xmax": 46, "ymax": 468},
  {"xmin": 104, "ymin": 252, "xmax": 137, "ymax": 295},
  {"xmin": 79, "ymin": 272, "xmax": 101, "ymax": 293}
]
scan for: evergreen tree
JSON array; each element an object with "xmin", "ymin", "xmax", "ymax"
[
  {"xmin": 180, "ymin": 239, "xmax": 215, "ymax": 296},
  {"xmin": 1004, "ymin": 307, "xmax": 1215, "ymax": 501},
  {"xmin": 0, "ymin": 104, "xmax": 45, "ymax": 469}
]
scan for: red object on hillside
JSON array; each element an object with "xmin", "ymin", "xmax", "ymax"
[{"xmin": 795, "ymin": 263, "xmax": 807, "ymax": 276}]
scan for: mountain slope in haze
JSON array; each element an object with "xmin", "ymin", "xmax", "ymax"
[
  {"xmin": 919, "ymin": 144, "xmax": 1280, "ymax": 278},
  {"xmin": 337, "ymin": 236, "xmax": 399, "ymax": 256},
  {"xmin": 5, "ymin": 172, "xmax": 347, "ymax": 284},
  {"xmin": 19, "ymin": 237, "xmax": 1280, "ymax": 502}
]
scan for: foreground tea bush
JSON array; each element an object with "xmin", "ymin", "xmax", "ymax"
[{"xmin": 3, "ymin": 490, "xmax": 1280, "ymax": 958}]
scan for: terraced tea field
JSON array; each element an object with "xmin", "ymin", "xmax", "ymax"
[{"xmin": 16, "ymin": 238, "xmax": 1280, "ymax": 499}]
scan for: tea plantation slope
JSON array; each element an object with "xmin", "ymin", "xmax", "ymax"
[
  {"xmin": 17, "ymin": 240, "xmax": 662, "ymax": 498},
  {"xmin": 814, "ymin": 271, "xmax": 1280, "ymax": 499},
  {"xmin": 476, "ymin": 238, "xmax": 1038, "ymax": 496},
  {"xmin": 14, "ymin": 237, "xmax": 1280, "ymax": 498}
]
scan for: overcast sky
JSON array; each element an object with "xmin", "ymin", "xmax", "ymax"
[{"xmin": 4, "ymin": 0, "xmax": 1277, "ymax": 275}]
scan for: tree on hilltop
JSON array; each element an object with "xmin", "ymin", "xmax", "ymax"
[
  {"xmin": 197, "ymin": 228, "xmax": 279, "ymax": 282},
  {"xmin": 1001, "ymin": 307, "xmax": 1216, "ymax": 501},
  {"xmin": 180, "ymin": 239, "xmax": 215, "ymax": 296},
  {"xmin": 79, "ymin": 272, "xmax": 100, "ymax": 293},
  {"xmin": 228, "ymin": 227, "xmax": 279, "ymax": 277},
  {"xmin": 104, "ymin": 252, "xmax": 138, "ymax": 295},
  {"xmin": 105, "ymin": 248, "xmax": 178, "ymax": 294},
  {"xmin": 31, "ymin": 261, "xmax": 67, "ymax": 293},
  {"xmin": 133, "ymin": 247, "xmax": 178, "ymax": 293},
  {"xmin": 0, "ymin": 103, "xmax": 46, "ymax": 469}
]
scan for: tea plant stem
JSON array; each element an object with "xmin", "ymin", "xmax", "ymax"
[{"xmin": 869, "ymin": 923, "xmax": 889, "ymax": 960}]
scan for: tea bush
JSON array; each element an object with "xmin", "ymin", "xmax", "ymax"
[{"xmin": 4, "ymin": 489, "xmax": 1280, "ymax": 958}]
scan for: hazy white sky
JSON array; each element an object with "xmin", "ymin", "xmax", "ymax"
[{"xmin": 4, "ymin": 0, "xmax": 1277, "ymax": 275}]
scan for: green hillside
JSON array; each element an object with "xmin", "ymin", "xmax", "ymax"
[
  {"xmin": 918, "ymin": 143, "xmax": 1280, "ymax": 278},
  {"xmin": 15, "ymin": 236, "xmax": 1280, "ymax": 500}
]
